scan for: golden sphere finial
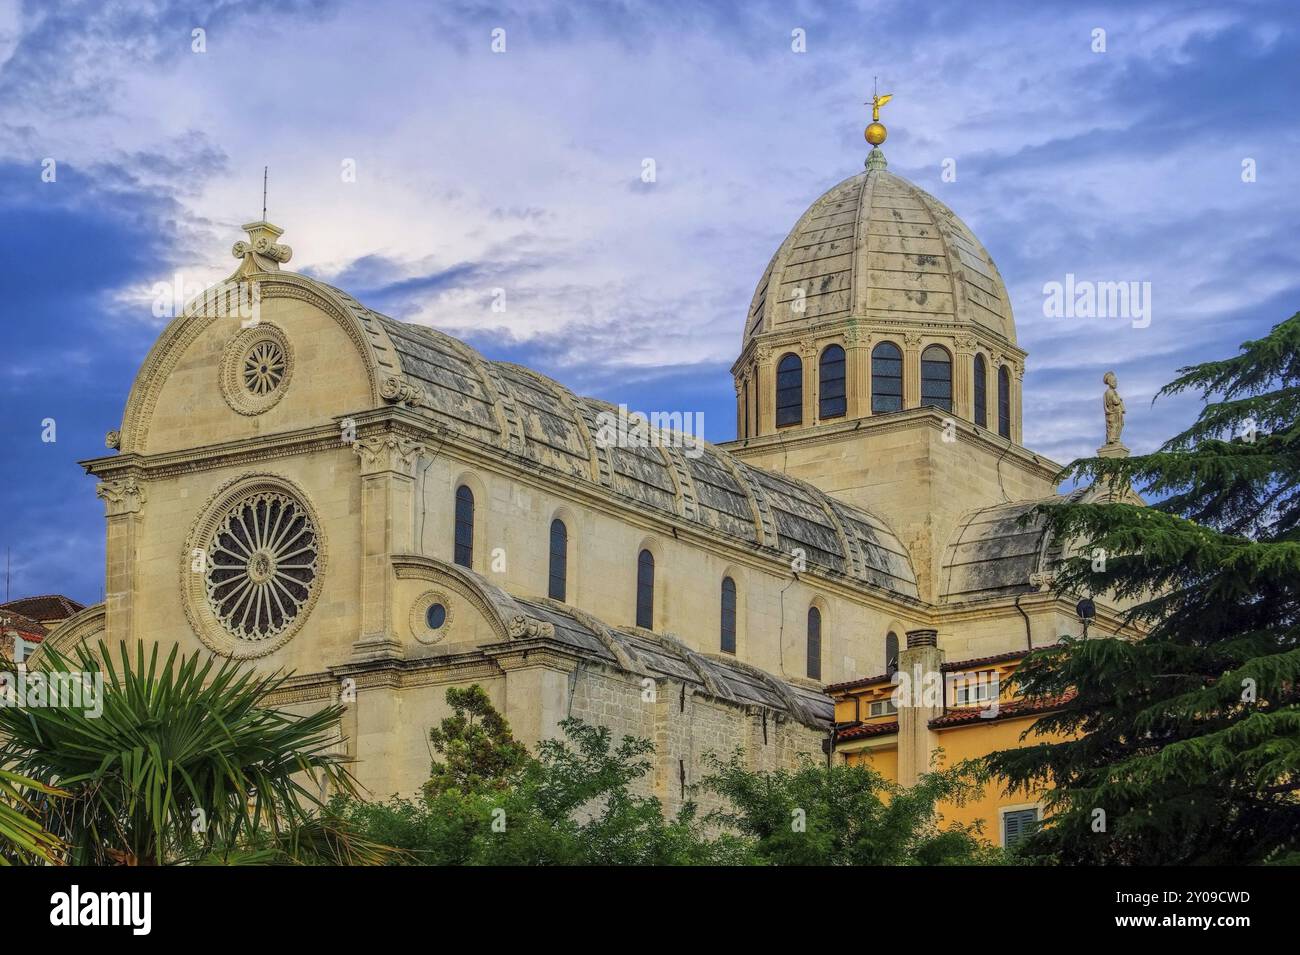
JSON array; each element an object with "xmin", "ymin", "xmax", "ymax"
[{"xmin": 865, "ymin": 122, "xmax": 887, "ymax": 146}]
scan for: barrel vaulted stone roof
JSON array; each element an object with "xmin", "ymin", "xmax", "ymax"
[
  {"xmin": 509, "ymin": 596, "xmax": 834, "ymax": 729},
  {"xmin": 314, "ymin": 281, "xmax": 920, "ymax": 600},
  {"xmin": 939, "ymin": 489, "xmax": 1086, "ymax": 603}
]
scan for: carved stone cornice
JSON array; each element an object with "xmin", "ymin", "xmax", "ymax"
[
  {"xmin": 96, "ymin": 476, "xmax": 146, "ymax": 516},
  {"xmin": 353, "ymin": 435, "xmax": 425, "ymax": 476}
]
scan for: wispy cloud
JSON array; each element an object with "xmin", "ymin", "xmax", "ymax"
[{"xmin": 1, "ymin": 0, "xmax": 1297, "ymax": 601}]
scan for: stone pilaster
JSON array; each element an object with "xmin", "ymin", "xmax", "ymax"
[
  {"xmin": 734, "ymin": 376, "xmax": 745, "ymax": 437},
  {"xmin": 351, "ymin": 434, "xmax": 424, "ymax": 660},
  {"xmin": 96, "ymin": 476, "xmax": 146, "ymax": 643},
  {"xmin": 1011, "ymin": 361, "xmax": 1025, "ymax": 444},
  {"xmin": 490, "ymin": 644, "xmax": 579, "ymax": 749},
  {"xmin": 845, "ymin": 327, "xmax": 871, "ymax": 418},
  {"xmin": 903, "ymin": 332, "xmax": 923, "ymax": 409},
  {"xmin": 755, "ymin": 345, "xmax": 774, "ymax": 434},
  {"xmin": 953, "ymin": 334, "xmax": 975, "ymax": 421},
  {"xmin": 896, "ymin": 628, "xmax": 944, "ymax": 787}
]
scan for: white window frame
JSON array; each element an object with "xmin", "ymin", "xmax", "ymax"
[
  {"xmin": 868, "ymin": 698, "xmax": 898, "ymax": 717},
  {"xmin": 999, "ymin": 803, "xmax": 1042, "ymax": 849},
  {"xmin": 952, "ymin": 669, "xmax": 998, "ymax": 706}
]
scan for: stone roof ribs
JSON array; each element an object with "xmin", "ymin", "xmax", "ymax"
[{"xmin": 362, "ymin": 314, "xmax": 918, "ymax": 599}]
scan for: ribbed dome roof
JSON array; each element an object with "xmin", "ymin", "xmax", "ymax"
[{"xmin": 743, "ymin": 166, "xmax": 1015, "ymax": 349}]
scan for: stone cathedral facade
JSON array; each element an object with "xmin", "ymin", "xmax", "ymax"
[{"xmin": 45, "ymin": 148, "xmax": 1133, "ymax": 811}]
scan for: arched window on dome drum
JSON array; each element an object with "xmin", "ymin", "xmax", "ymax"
[
  {"xmin": 818, "ymin": 345, "xmax": 846, "ymax": 420},
  {"xmin": 885, "ymin": 631, "xmax": 900, "ymax": 677},
  {"xmin": 920, "ymin": 345, "xmax": 953, "ymax": 413},
  {"xmin": 548, "ymin": 519, "xmax": 568, "ymax": 602},
  {"xmin": 740, "ymin": 384, "xmax": 748, "ymax": 439},
  {"xmin": 871, "ymin": 342, "xmax": 903, "ymax": 413},
  {"xmin": 973, "ymin": 354, "xmax": 988, "ymax": 428},
  {"xmin": 776, "ymin": 353, "xmax": 803, "ymax": 427},
  {"xmin": 635, "ymin": 549, "xmax": 655, "ymax": 629},
  {"xmin": 720, "ymin": 577, "xmax": 737, "ymax": 654},
  {"xmin": 806, "ymin": 606, "xmax": 822, "ymax": 681},
  {"xmin": 454, "ymin": 485, "xmax": 474, "ymax": 568},
  {"xmin": 998, "ymin": 365, "xmax": 1012, "ymax": 438}
]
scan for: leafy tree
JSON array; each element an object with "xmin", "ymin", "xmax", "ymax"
[
  {"xmin": 699, "ymin": 752, "xmax": 996, "ymax": 865},
  {"xmin": 477, "ymin": 719, "xmax": 742, "ymax": 865},
  {"xmin": 0, "ymin": 640, "xmax": 361, "ymax": 865},
  {"xmin": 988, "ymin": 313, "xmax": 1300, "ymax": 864},
  {"xmin": 341, "ymin": 686, "xmax": 1000, "ymax": 866},
  {"xmin": 423, "ymin": 684, "xmax": 528, "ymax": 798}
]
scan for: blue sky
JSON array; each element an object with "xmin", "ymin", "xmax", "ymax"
[{"xmin": 1, "ymin": 0, "xmax": 1297, "ymax": 605}]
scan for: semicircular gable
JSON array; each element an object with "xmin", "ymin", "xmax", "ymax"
[{"xmin": 118, "ymin": 273, "xmax": 397, "ymax": 454}]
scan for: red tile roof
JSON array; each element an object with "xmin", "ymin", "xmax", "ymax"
[
  {"xmin": 941, "ymin": 649, "xmax": 1031, "ymax": 672},
  {"xmin": 827, "ymin": 649, "xmax": 1037, "ymax": 695},
  {"xmin": 927, "ymin": 693, "xmax": 1073, "ymax": 728},
  {"xmin": 824, "ymin": 671, "xmax": 891, "ymax": 693},
  {"xmin": 0, "ymin": 611, "xmax": 46, "ymax": 639},
  {"xmin": 0, "ymin": 594, "xmax": 84, "ymax": 623},
  {"xmin": 835, "ymin": 720, "xmax": 899, "ymax": 741}
]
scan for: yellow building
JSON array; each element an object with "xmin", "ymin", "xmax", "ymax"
[
  {"xmin": 829, "ymin": 644, "xmax": 1072, "ymax": 848},
  {"xmin": 42, "ymin": 127, "xmax": 1137, "ymax": 821}
]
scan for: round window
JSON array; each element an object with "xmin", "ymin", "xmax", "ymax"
[
  {"xmin": 204, "ymin": 490, "xmax": 320, "ymax": 642},
  {"xmin": 242, "ymin": 339, "xmax": 287, "ymax": 396},
  {"xmin": 426, "ymin": 603, "xmax": 447, "ymax": 630},
  {"xmin": 219, "ymin": 324, "xmax": 294, "ymax": 416}
]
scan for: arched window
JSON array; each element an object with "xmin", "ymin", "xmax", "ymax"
[
  {"xmin": 741, "ymin": 384, "xmax": 748, "ymax": 439},
  {"xmin": 885, "ymin": 631, "xmax": 900, "ymax": 677},
  {"xmin": 454, "ymin": 485, "xmax": 474, "ymax": 568},
  {"xmin": 973, "ymin": 354, "xmax": 988, "ymax": 429},
  {"xmin": 775, "ymin": 353, "xmax": 803, "ymax": 427},
  {"xmin": 998, "ymin": 365, "xmax": 1012, "ymax": 438},
  {"xmin": 548, "ymin": 519, "xmax": 568, "ymax": 601},
  {"xmin": 871, "ymin": 342, "xmax": 903, "ymax": 413},
  {"xmin": 818, "ymin": 345, "xmax": 846, "ymax": 419},
  {"xmin": 920, "ymin": 345, "xmax": 952, "ymax": 413},
  {"xmin": 635, "ymin": 549, "xmax": 655, "ymax": 629},
  {"xmin": 806, "ymin": 606, "xmax": 822, "ymax": 680},
  {"xmin": 720, "ymin": 576, "xmax": 737, "ymax": 653}
]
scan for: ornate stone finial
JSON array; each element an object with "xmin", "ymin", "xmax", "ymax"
[
  {"xmin": 1098, "ymin": 370, "xmax": 1130, "ymax": 458},
  {"xmin": 232, "ymin": 221, "xmax": 292, "ymax": 274},
  {"xmin": 105, "ymin": 429, "xmax": 121, "ymax": 451}
]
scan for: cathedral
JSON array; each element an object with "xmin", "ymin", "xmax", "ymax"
[{"xmin": 44, "ymin": 124, "xmax": 1136, "ymax": 831}]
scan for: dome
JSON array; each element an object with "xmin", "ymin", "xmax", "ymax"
[{"xmin": 743, "ymin": 164, "xmax": 1015, "ymax": 350}]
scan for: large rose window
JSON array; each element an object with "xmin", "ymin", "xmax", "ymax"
[{"xmin": 203, "ymin": 490, "xmax": 320, "ymax": 642}]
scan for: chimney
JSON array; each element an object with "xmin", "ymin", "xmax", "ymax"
[{"xmin": 895, "ymin": 628, "xmax": 944, "ymax": 786}]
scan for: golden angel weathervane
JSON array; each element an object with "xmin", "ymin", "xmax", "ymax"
[{"xmin": 865, "ymin": 79, "xmax": 892, "ymax": 148}]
